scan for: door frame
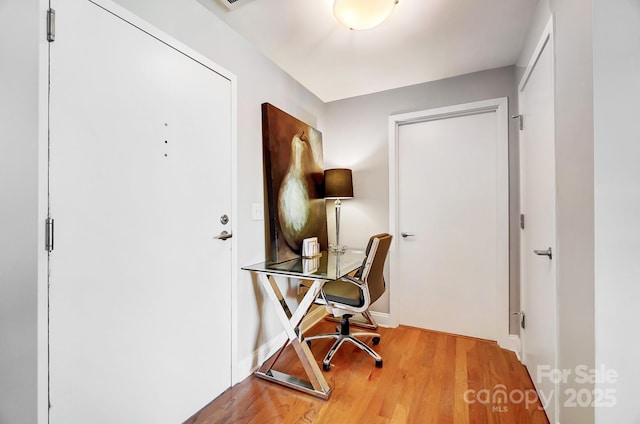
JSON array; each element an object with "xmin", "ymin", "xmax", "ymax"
[
  {"xmin": 388, "ymin": 98, "xmax": 513, "ymax": 350},
  {"xmin": 518, "ymin": 16, "xmax": 559, "ymax": 422},
  {"xmin": 45, "ymin": 0, "xmax": 240, "ymax": 412}
]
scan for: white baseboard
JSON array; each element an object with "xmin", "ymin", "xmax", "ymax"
[
  {"xmin": 370, "ymin": 311, "xmax": 397, "ymax": 328},
  {"xmin": 233, "ymin": 306, "xmax": 329, "ymax": 385},
  {"xmin": 499, "ymin": 334, "xmax": 521, "ymax": 360},
  {"xmin": 234, "ymin": 331, "xmax": 287, "ymax": 384}
]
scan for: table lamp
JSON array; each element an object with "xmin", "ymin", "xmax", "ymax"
[{"xmin": 324, "ymin": 168, "xmax": 354, "ymax": 253}]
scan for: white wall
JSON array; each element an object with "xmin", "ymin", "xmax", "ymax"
[
  {"xmin": 518, "ymin": 1, "xmax": 596, "ymax": 422},
  {"xmin": 593, "ymin": 1, "xmax": 640, "ymax": 422},
  {"xmin": 324, "ymin": 66, "xmax": 521, "ymax": 333},
  {"xmin": 110, "ymin": 0, "xmax": 327, "ymax": 383},
  {"xmin": 0, "ymin": 0, "xmax": 49, "ymax": 423},
  {"xmin": 549, "ymin": 1, "xmax": 595, "ymax": 423}
]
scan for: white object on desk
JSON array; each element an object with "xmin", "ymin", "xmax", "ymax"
[
  {"xmin": 302, "ymin": 237, "xmax": 320, "ymax": 258},
  {"xmin": 302, "ymin": 257, "xmax": 320, "ymax": 274}
]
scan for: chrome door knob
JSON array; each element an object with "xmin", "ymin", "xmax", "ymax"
[
  {"xmin": 401, "ymin": 232, "xmax": 415, "ymax": 238},
  {"xmin": 214, "ymin": 230, "xmax": 233, "ymax": 241}
]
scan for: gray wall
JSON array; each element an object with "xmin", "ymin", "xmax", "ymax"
[
  {"xmin": 0, "ymin": 0, "xmax": 49, "ymax": 423},
  {"xmin": 324, "ymin": 66, "xmax": 521, "ymax": 334},
  {"xmin": 593, "ymin": 0, "xmax": 640, "ymax": 422}
]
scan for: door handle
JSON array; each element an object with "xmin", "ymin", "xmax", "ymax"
[
  {"xmin": 533, "ymin": 247, "xmax": 552, "ymax": 259},
  {"xmin": 214, "ymin": 230, "xmax": 233, "ymax": 241},
  {"xmin": 401, "ymin": 232, "xmax": 415, "ymax": 238}
]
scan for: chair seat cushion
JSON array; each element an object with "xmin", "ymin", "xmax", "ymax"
[{"xmin": 322, "ymin": 279, "xmax": 364, "ymax": 307}]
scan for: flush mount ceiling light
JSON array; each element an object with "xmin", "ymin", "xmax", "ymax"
[{"xmin": 333, "ymin": 0, "xmax": 399, "ymax": 30}]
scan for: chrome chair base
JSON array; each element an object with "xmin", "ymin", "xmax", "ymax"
[
  {"xmin": 305, "ymin": 315, "xmax": 383, "ymax": 370},
  {"xmin": 324, "ymin": 309, "xmax": 378, "ymax": 330}
]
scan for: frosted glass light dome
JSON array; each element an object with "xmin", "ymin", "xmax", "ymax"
[{"xmin": 333, "ymin": 0, "xmax": 398, "ymax": 30}]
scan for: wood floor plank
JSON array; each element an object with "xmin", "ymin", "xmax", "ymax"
[
  {"xmin": 185, "ymin": 322, "xmax": 549, "ymax": 424},
  {"xmin": 454, "ymin": 338, "xmax": 472, "ymax": 423}
]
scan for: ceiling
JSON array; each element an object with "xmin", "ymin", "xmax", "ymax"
[{"xmin": 197, "ymin": 0, "xmax": 539, "ymax": 102}]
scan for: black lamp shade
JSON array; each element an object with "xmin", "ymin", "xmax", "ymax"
[{"xmin": 324, "ymin": 168, "xmax": 354, "ymax": 199}]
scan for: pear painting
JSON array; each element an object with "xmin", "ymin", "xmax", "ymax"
[{"xmin": 262, "ymin": 103, "xmax": 328, "ymax": 263}]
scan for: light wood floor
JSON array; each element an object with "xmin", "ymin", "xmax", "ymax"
[{"xmin": 186, "ymin": 321, "xmax": 549, "ymax": 424}]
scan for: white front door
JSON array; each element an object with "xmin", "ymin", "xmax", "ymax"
[
  {"xmin": 519, "ymin": 19, "xmax": 557, "ymax": 423},
  {"xmin": 390, "ymin": 99, "xmax": 509, "ymax": 343},
  {"xmin": 48, "ymin": 1, "xmax": 233, "ymax": 422}
]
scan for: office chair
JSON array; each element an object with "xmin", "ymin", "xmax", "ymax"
[{"xmin": 305, "ymin": 233, "xmax": 392, "ymax": 371}]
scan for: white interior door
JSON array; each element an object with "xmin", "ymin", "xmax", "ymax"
[
  {"xmin": 519, "ymin": 20, "xmax": 557, "ymax": 423},
  {"xmin": 392, "ymin": 99, "xmax": 509, "ymax": 342},
  {"xmin": 48, "ymin": 1, "xmax": 232, "ymax": 422}
]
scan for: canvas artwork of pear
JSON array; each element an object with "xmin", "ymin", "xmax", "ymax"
[{"xmin": 278, "ymin": 131, "xmax": 322, "ymax": 252}]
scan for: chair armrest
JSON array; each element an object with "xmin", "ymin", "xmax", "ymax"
[
  {"xmin": 314, "ymin": 276, "xmax": 371, "ymax": 314},
  {"xmin": 340, "ymin": 275, "xmax": 367, "ymax": 290},
  {"xmin": 335, "ymin": 275, "xmax": 371, "ymax": 313}
]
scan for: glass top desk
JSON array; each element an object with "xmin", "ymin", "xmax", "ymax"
[{"xmin": 242, "ymin": 250, "xmax": 365, "ymax": 399}]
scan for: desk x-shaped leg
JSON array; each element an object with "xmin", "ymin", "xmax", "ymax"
[{"xmin": 254, "ymin": 273, "xmax": 331, "ymax": 399}]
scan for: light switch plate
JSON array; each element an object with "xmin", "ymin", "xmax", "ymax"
[{"xmin": 251, "ymin": 203, "xmax": 264, "ymax": 221}]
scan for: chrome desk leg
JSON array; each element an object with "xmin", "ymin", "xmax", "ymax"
[{"xmin": 254, "ymin": 273, "xmax": 332, "ymax": 399}]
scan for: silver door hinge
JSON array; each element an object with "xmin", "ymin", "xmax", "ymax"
[
  {"xmin": 47, "ymin": 8, "xmax": 55, "ymax": 42},
  {"xmin": 46, "ymin": 218, "xmax": 54, "ymax": 252},
  {"xmin": 513, "ymin": 311, "xmax": 525, "ymax": 329},
  {"xmin": 520, "ymin": 214, "xmax": 525, "ymax": 229},
  {"xmin": 511, "ymin": 114, "xmax": 523, "ymax": 131}
]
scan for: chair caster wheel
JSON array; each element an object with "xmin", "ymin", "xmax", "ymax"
[
  {"xmin": 323, "ymin": 362, "xmax": 331, "ymax": 371},
  {"xmin": 375, "ymin": 360, "xmax": 383, "ymax": 368},
  {"xmin": 372, "ymin": 336, "xmax": 380, "ymax": 345}
]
